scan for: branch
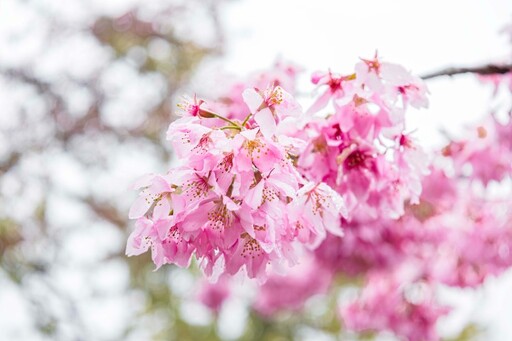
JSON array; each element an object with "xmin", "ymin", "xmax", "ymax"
[
  {"xmin": 421, "ymin": 64, "xmax": 512, "ymax": 80},
  {"xmin": 84, "ymin": 197, "xmax": 127, "ymax": 229},
  {"xmin": 0, "ymin": 152, "xmax": 20, "ymax": 174}
]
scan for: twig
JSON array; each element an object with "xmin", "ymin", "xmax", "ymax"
[{"xmin": 421, "ymin": 64, "xmax": 512, "ymax": 80}]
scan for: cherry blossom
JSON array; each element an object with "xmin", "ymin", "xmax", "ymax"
[{"xmin": 127, "ymin": 54, "xmax": 512, "ymax": 341}]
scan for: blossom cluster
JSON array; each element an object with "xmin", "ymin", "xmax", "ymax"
[
  {"xmin": 128, "ymin": 52, "xmax": 512, "ymax": 340},
  {"xmin": 296, "ymin": 55, "xmax": 430, "ymax": 220},
  {"xmin": 127, "ymin": 79, "xmax": 346, "ymax": 280}
]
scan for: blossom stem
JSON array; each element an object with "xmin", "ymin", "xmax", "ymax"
[
  {"xmin": 220, "ymin": 125, "xmax": 242, "ymax": 131},
  {"xmin": 200, "ymin": 108, "xmax": 242, "ymax": 128},
  {"xmin": 241, "ymin": 113, "xmax": 252, "ymax": 127},
  {"xmin": 212, "ymin": 113, "xmax": 241, "ymax": 128}
]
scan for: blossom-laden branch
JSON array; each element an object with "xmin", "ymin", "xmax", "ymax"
[
  {"xmin": 131, "ymin": 54, "xmax": 512, "ymax": 341},
  {"xmin": 421, "ymin": 64, "xmax": 512, "ymax": 80}
]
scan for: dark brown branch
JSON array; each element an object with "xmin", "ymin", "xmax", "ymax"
[
  {"xmin": 421, "ymin": 64, "xmax": 512, "ymax": 80},
  {"xmin": 0, "ymin": 152, "xmax": 21, "ymax": 174},
  {"xmin": 84, "ymin": 197, "xmax": 126, "ymax": 229}
]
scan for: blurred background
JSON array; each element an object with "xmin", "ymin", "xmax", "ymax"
[{"xmin": 0, "ymin": 0, "xmax": 511, "ymax": 340}]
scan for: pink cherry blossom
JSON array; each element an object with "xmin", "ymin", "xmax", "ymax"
[
  {"xmin": 307, "ymin": 70, "xmax": 356, "ymax": 114},
  {"xmin": 197, "ymin": 276, "xmax": 231, "ymax": 313},
  {"xmin": 126, "ymin": 54, "xmax": 512, "ymax": 341},
  {"xmin": 341, "ymin": 269, "xmax": 449, "ymax": 341},
  {"xmin": 254, "ymin": 257, "xmax": 333, "ymax": 316}
]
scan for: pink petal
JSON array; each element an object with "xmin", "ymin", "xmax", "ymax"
[
  {"xmin": 131, "ymin": 173, "xmax": 155, "ymax": 190},
  {"xmin": 126, "ymin": 218, "xmax": 152, "ymax": 256},
  {"xmin": 129, "ymin": 195, "xmax": 152, "ymax": 219},
  {"xmin": 254, "ymin": 108, "xmax": 277, "ymax": 139},
  {"xmin": 155, "ymin": 219, "xmax": 172, "ymax": 241},
  {"xmin": 245, "ymin": 181, "xmax": 264, "ymax": 209},
  {"xmin": 153, "ymin": 197, "xmax": 171, "ymax": 220},
  {"xmin": 240, "ymin": 128, "xmax": 258, "ymax": 140},
  {"xmin": 306, "ymin": 90, "xmax": 332, "ymax": 115},
  {"xmin": 242, "ymin": 88, "xmax": 264, "ymax": 113}
]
